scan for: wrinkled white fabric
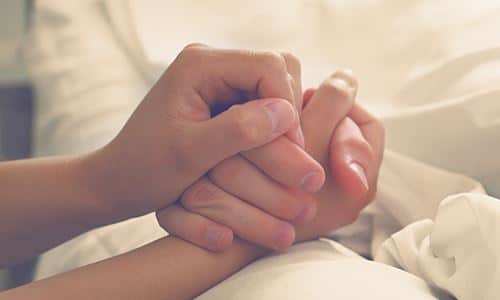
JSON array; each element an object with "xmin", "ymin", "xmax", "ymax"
[
  {"xmin": 375, "ymin": 193, "xmax": 500, "ymax": 300},
  {"xmin": 332, "ymin": 150, "xmax": 485, "ymax": 257},
  {"xmin": 125, "ymin": 0, "xmax": 500, "ymax": 198},
  {"xmin": 25, "ymin": 0, "xmax": 147, "ymax": 156},
  {"xmin": 198, "ymin": 239, "xmax": 447, "ymax": 300},
  {"xmin": 25, "ymin": 1, "xmax": 500, "ymax": 299}
]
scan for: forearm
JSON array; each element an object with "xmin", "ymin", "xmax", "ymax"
[
  {"xmin": 1, "ymin": 236, "xmax": 266, "ymax": 300},
  {"xmin": 0, "ymin": 154, "xmax": 118, "ymax": 267}
]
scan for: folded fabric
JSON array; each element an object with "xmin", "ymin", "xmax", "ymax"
[{"xmin": 376, "ymin": 193, "xmax": 500, "ymax": 300}]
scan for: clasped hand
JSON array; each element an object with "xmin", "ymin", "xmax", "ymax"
[{"xmin": 86, "ymin": 44, "xmax": 385, "ymax": 253}]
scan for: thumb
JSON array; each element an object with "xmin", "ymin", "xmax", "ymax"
[
  {"xmin": 184, "ymin": 98, "xmax": 297, "ymax": 175},
  {"xmin": 301, "ymin": 73, "xmax": 356, "ymax": 163},
  {"xmin": 329, "ymin": 117, "xmax": 373, "ymax": 200}
]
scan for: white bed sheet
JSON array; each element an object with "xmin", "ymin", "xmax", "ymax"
[{"xmin": 25, "ymin": 1, "xmax": 500, "ymax": 299}]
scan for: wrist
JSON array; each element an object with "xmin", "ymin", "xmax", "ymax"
[{"xmin": 74, "ymin": 148, "xmax": 135, "ymax": 226}]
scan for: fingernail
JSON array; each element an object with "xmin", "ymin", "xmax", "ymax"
[
  {"xmin": 274, "ymin": 223, "xmax": 295, "ymax": 251},
  {"xmin": 330, "ymin": 78, "xmax": 352, "ymax": 90},
  {"xmin": 349, "ymin": 162, "xmax": 369, "ymax": 191},
  {"xmin": 300, "ymin": 171, "xmax": 323, "ymax": 193},
  {"xmin": 264, "ymin": 101, "xmax": 294, "ymax": 135}
]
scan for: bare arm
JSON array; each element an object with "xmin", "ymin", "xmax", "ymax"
[
  {"xmin": 0, "ymin": 46, "xmax": 316, "ymax": 267},
  {"xmin": 1, "ymin": 71, "xmax": 384, "ymax": 300},
  {"xmin": 1, "ymin": 237, "xmax": 264, "ymax": 300},
  {"xmin": 0, "ymin": 154, "xmax": 115, "ymax": 267}
]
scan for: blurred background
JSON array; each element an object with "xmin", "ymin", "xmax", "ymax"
[
  {"xmin": 0, "ymin": 0, "xmax": 33, "ymax": 290},
  {"xmin": 0, "ymin": 0, "xmax": 33, "ymax": 163},
  {"xmin": 1, "ymin": 0, "xmax": 500, "ymax": 293}
]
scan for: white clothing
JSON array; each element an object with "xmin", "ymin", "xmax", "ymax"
[{"xmin": 25, "ymin": 1, "xmax": 500, "ymax": 299}]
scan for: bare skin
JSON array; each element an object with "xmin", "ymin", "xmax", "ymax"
[
  {"xmin": 1, "ymin": 69, "xmax": 384, "ymax": 300},
  {"xmin": 0, "ymin": 46, "xmax": 323, "ymax": 266}
]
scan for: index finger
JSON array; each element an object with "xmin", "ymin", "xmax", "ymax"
[
  {"xmin": 348, "ymin": 103, "xmax": 385, "ymax": 166},
  {"xmin": 328, "ymin": 103, "xmax": 385, "ymax": 202},
  {"xmin": 171, "ymin": 45, "xmax": 304, "ymax": 146},
  {"xmin": 281, "ymin": 52, "xmax": 305, "ymax": 146}
]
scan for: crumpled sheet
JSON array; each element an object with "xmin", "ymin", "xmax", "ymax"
[
  {"xmin": 199, "ymin": 150, "xmax": 492, "ymax": 300},
  {"xmin": 376, "ymin": 193, "xmax": 500, "ymax": 300},
  {"xmin": 332, "ymin": 150, "xmax": 496, "ymax": 300},
  {"xmin": 26, "ymin": 1, "xmax": 500, "ymax": 299},
  {"xmin": 199, "ymin": 238, "xmax": 448, "ymax": 300}
]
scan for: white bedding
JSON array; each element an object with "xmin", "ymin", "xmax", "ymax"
[{"xmin": 26, "ymin": 1, "xmax": 500, "ymax": 299}]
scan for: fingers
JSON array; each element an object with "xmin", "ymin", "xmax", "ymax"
[
  {"xmin": 331, "ymin": 100, "xmax": 385, "ymax": 198},
  {"xmin": 239, "ymin": 71, "xmax": 359, "ymax": 193},
  {"xmin": 302, "ymin": 88, "xmax": 316, "ymax": 108},
  {"xmin": 176, "ymin": 46, "xmax": 326, "ymax": 194},
  {"xmin": 242, "ymin": 138, "xmax": 325, "ymax": 193},
  {"xmin": 208, "ymin": 155, "xmax": 317, "ymax": 223},
  {"xmin": 172, "ymin": 45, "xmax": 306, "ymax": 147},
  {"xmin": 184, "ymin": 98, "xmax": 297, "ymax": 176},
  {"xmin": 237, "ymin": 55, "xmax": 324, "ymax": 195},
  {"xmin": 281, "ymin": 52, "xmax": 305, "ymax": 147},
  {"xmin": 281, "ymin": 52, "xmax": 303, "ymax": 111},
  {"xmin": 156, "ymin": 204, "xmax": 233, "ymax": 252},
  {"xmin": 329, "ymin": 115, "xmax": 374, "ymax": 200},
  {"xmin": 302, "ymin": 71, "xmax": 384, "ymax": 202},
  {"xmin": 301, "ymin": 70, "xmax": 358, "ymax": 162},
  {"xmin": 301, "ymin": 69, "xmax": 384, "ymax": 202},
  {"xmin": 326, "ymin": 103, "xmax": 385, "ymax": 213},
  {"xmin": 344, "ymin": 105, "xmax": 385, "ymax": 199},
  {"xmin": 174, "ymin": 45, "xmax": 294, "ymax": 108},
  {"xmin": 180, "ymin": 178, "xmax": 296, "ymax": 251},
  {"xmin": 349, "ymin": 103, "xmax": 385, "ymax": 165}
]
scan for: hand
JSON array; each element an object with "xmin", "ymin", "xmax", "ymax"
[
  {"xmin": 82, "ymin": 45, "xmax": 324, "ymax": 223},
  {"xmin": 157, "ymin": 70, "xmax": 385, "ymax": 251},
  {"xmin": 155, "ymin": 50, "xmax": 323, "ymax": 252},
  {"xmin": 295, "ymin": 71, "xmax": 385, "ymax": 241}
]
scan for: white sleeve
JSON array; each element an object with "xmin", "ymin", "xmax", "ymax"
[
  {"xmin": 25, "ymin": 0, "xmax": 149, "ymax": 156},
  {"xmin": 25, "ymin": 0, "xmax": 166, "ymax": 280}
]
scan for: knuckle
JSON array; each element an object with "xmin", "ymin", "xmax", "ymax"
[
  {"xmin": 183, "ymin": 42, "xmax": 207, "ymax": 50},
  {"xmin": 280, "ymin": 51, "xmax": 301, "ymax": 70},
  {"xmin": 181, "ymin": 220, "xmax": 216, "ymax": 249},
  {"xmin": 228, "ymin": 105, "xmax": 263, "ymax": 145},
  {"xmin": 176, "ymin": 44, "xmax": 206, "ymax": 64},
  {"xmin": 169, "ymin": 135, "xmax": 198, "ymax": 175},
  {"xmin": 320, "ymin": 79, "xmax": 353, "ymax": 101},
  {"xmin": 208, "ymin": 157, "xmax": 243, "ymax": 185},
  {"xmin": 274, "ymin": 195, "xmax": 301, "ymax": 221},
  {"xmin": 331, "ymin": 69, "xmax": 358, "ymax": 89},
  {"xmin": 197, "ymin": 222, "xmax": 212, "ymax": 241},
  {"xmin": 181, "ymin": 180, "xmax": 220, "ymax": 210},
  {"xmin": 259, "ymin": 51, "xmax": 288, "ymax": 72}
]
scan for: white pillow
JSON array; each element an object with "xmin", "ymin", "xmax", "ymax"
[{"xmin": 198, "ymin": 240, "xmax": 444, "ymax": 300}]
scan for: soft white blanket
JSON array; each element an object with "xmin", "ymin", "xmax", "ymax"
[{"xmin": 26, "ymin": 1, "xmax": 500, "ymax": 299}]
